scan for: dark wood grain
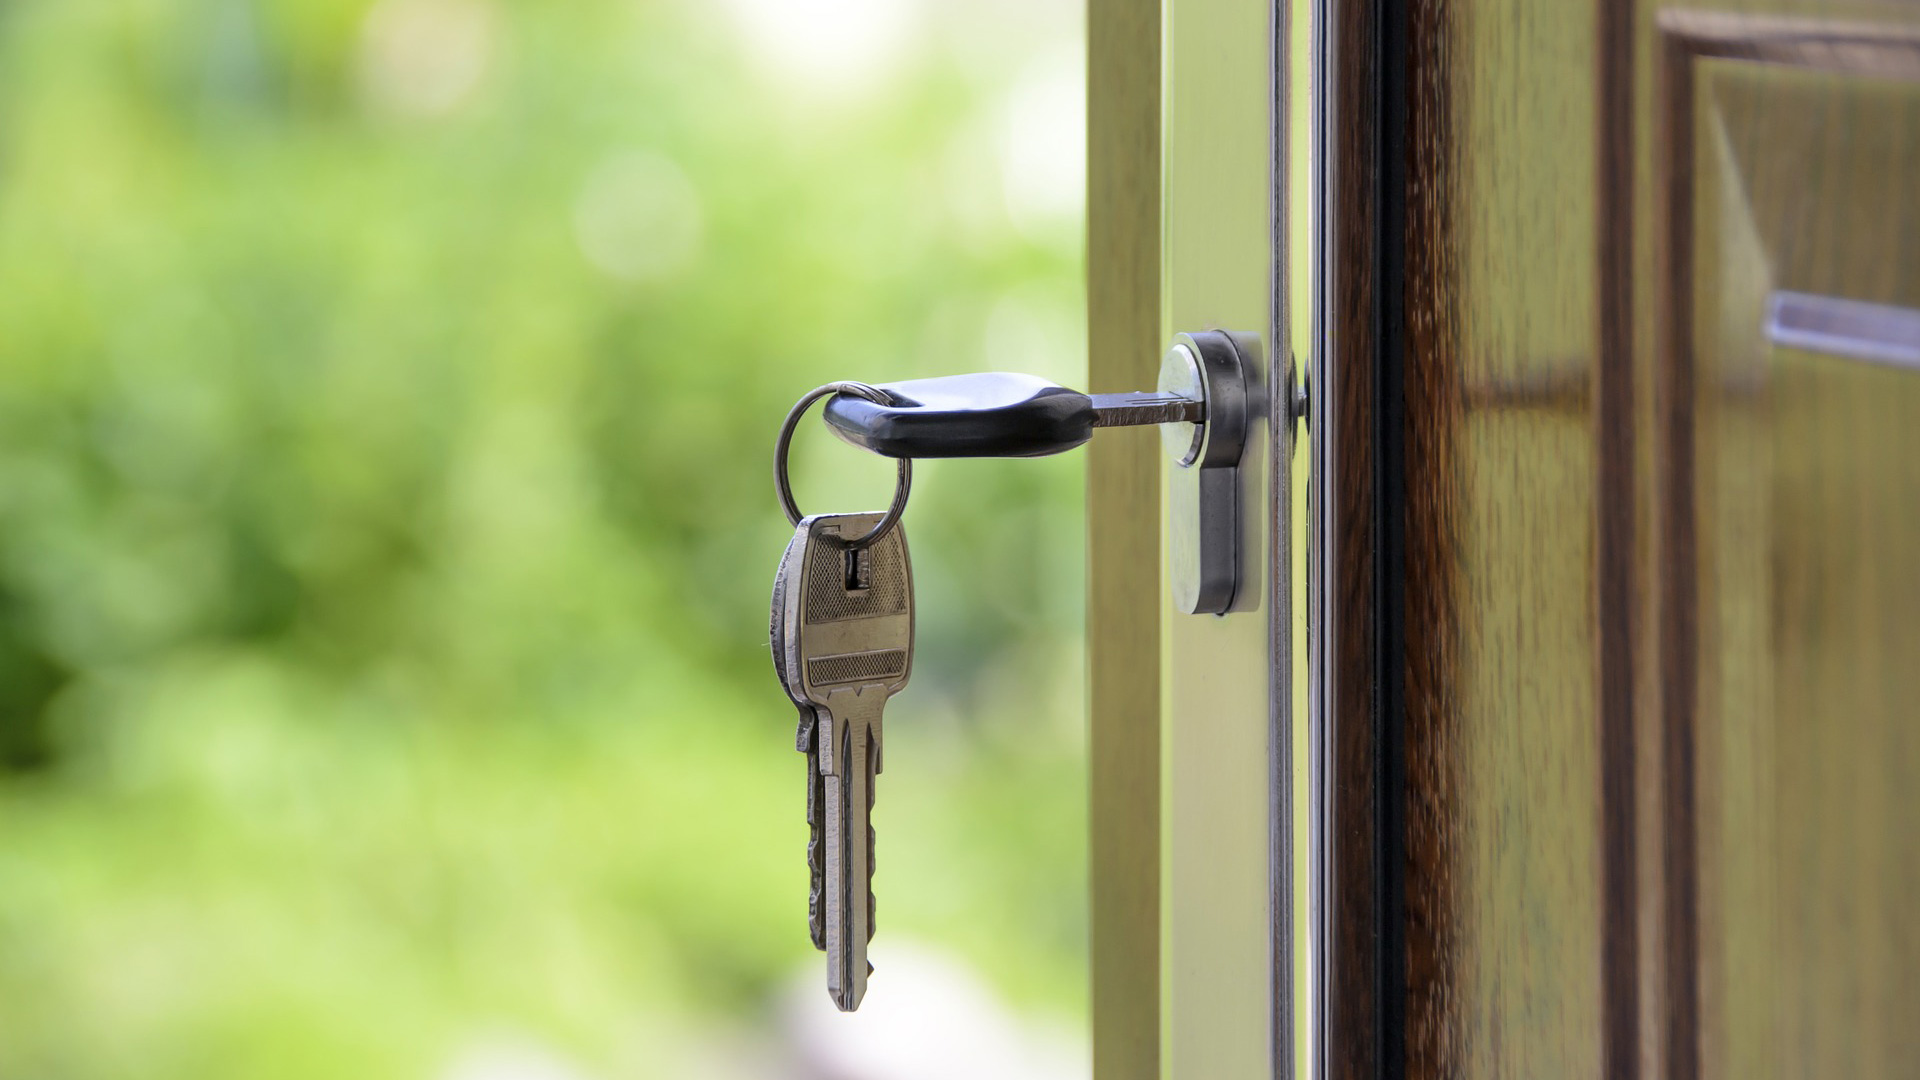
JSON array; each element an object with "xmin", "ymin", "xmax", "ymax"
[
  {"xmin": 1395, "ymin": 0, "xmax": 1617, "ymax": 1074},
  {"xmin": 1338, "ymin": 0, "xmax": 1646, "ymax": 1075},
  {"xmin": 1325, "ymin": 0, "xmax": 1384, "ymax": 1073},
  {"xmin": 1400, "ymin": 0, "xmax": 1462, "ymax": 1076}
]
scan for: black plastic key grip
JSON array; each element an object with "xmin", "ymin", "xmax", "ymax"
[{"xmin": 821, "ymin": 372, "xmax": 1095, "ymax": 459}]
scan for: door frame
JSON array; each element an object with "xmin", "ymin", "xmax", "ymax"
[{"xmin": 1088, "ymin": 0, "xmax": 1299, "ymax": 1075}]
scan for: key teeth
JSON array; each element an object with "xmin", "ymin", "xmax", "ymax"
[
  {"xmin": 806, "ymin": 746, "xmax": 827, "ymax": 950},
  {"xmin": 809, "ymin": 863, "xmax": 825, "ymax": 950}
]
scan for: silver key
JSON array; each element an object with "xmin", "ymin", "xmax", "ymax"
[{"xmin": 773, "ymin": 511, "xmax": 914, "ymax": 1011}]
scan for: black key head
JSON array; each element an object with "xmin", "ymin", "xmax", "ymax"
[{"xmin": 821, "ymin": 373, "xmax": 1095, "ymax": 458}]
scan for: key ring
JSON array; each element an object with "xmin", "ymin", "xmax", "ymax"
[{"xmin": 774, "ymin": 381, "xmax": 912, "ymax": 550}]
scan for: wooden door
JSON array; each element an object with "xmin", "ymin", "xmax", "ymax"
[{"xmin": 1315, "ymin": 1, "xmax": 1920, "ymax": 1078}]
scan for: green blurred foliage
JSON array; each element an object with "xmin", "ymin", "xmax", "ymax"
[{"xmin": 0, "ymin": 0, "xmax": 1088, "ymax": 1074}]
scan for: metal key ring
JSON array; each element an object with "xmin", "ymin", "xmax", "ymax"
[{"xmin": 774, "ymin": 381, "xmax": 912, "ymax": 550}]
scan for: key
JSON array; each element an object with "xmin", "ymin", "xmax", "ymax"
[
  {"xmin": 779, "ymin": 511, "xmax": 914, "ymax": 1011},
  {"xmin": 770, "ymin": 523, "xmax": 828, "ymax": 951},
  {"xmin": 820, "ymin": 371, "xmax": 1203, "ymax": 458}
]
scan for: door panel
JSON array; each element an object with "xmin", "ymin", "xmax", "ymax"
[{"xmin": 1673, "ymin": 31, "xmax": 1920, "ymax": 1079}]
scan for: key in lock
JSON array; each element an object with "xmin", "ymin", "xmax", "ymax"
[
  {"xmin": 766, "ymin": 331, "xmax": 1285, "ymax": 1013},
  {"xmin": 820, "ymin": 330, "xmax": 1264, "ymax": 614}
]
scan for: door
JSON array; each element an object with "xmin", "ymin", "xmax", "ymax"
[
  {"xmin": 1316, "ymin": 1, "xmax": 1920, "ymax": 1076},
  {"xmin": 1090, "ymin": 0, "xmax": 1920, "ymax": 1077}
]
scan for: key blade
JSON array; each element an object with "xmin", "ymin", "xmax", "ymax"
[
  {"xmin": 822, "ymin": 688, "xmax": 883, "ymax": 1010},
  {"xmin": 1087, "ymin": 389, "xmax": 1204, "ymax": 427}
]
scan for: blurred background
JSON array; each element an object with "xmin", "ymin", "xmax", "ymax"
[{"xmin": 0, "ymin": 0, "xmax": 1089, "ymax": 1076}]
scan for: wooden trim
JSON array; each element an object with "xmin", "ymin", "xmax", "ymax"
[
  {"xmin": 1658, "ymin": 11, "xmax": 1920, "ymax": 77},
  {"xmin": 1650, "ymin": 13, "xmax": 1920, "ymax": 1079},
  {"xmin": 1400, "ymin": 1, "xmax": 1460, "ymax": 1077},
  {"xmin": 1595, "ymin": 0, "xmax": 1641, "ymax": 1075},
  {"xmin": 1322, "ymin": 0, "xmax": 1388, "ymax": 1074},
  {"xmin": 1654, "ymin": 26, "xmax": 1700, "ymax": 1076},
  {"xmin": 1087, "ymin": 1, "xmax": 1163, "ymax": 1076}
]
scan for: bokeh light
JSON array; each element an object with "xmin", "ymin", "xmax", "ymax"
[{"xmin": 0, "ymin": 0, "xmax": 1088, "ymax": 1076}]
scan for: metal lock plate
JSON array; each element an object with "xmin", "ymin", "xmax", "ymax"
[{"xmin": 1161, "ymin": 330, "xmax": 1251, "ymax": 615}]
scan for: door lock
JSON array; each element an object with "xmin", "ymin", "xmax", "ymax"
[
  {"xmin": 768, "ymin": 332, "xmax": 1256, "ymax": 1007},
  {"xmin": 1157, "ymin": 330, "xmax": 1249, "ymax": 615},
  {"xmin": 817, "ymin": 329, "xmax": 1254, "ymax": 614}
]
